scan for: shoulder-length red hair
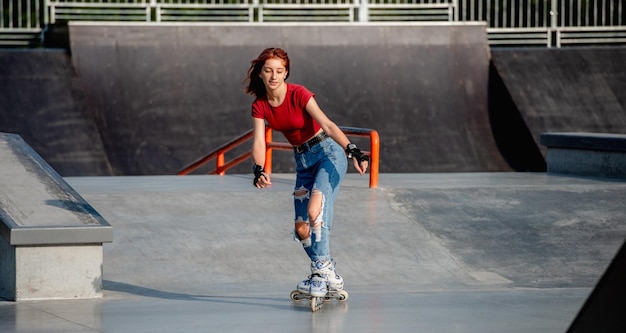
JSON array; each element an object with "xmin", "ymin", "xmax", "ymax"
[{"xmin": 244, "ymin": 47, "xmax": 290, "ymax": 98}]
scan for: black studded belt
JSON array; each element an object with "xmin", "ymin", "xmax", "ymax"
[{"xmin": 294, "ymin": 132, "xmax": 328, "ymax": 153}]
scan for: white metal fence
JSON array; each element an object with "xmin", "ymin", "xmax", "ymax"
[
  {"xmin": 0, "ymin": 0, "xmax": 44, "ymax": 45},
  {"xmin": 1, "ymin": 0, "xmax": 625, "ymax": 47}
]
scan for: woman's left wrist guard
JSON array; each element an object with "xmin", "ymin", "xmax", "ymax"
[{"xmin": 345, "ymin": 144, "xmax": 369, "ymax": 162}]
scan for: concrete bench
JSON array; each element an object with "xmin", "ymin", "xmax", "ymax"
[
  {"xmin": 540, "ymin": 132, "xmax": 626, "ymax": 179},
  {"xmin": 0, "ymin": 133, "xmax": 112, "ymax": 301}
]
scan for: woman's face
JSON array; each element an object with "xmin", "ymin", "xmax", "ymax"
[{"xmin": 260, "ymin": 58, "xmax": 288, "ymax": 92}]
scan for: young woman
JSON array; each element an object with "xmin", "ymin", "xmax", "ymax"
[{"xmin": 245, "ymin": 47, "xmax": 369, "ymax": 301}]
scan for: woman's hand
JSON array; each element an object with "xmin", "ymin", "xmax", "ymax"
[
  {"xmin": 254, "ymin": 172, "xmax": 272, "ymax": 188},
  {"xmin": 346, "ymin": 144, "xmax": 369, "ymax": 175},
  {"xmin": 253, "ymin": 165, "xmax": 272, "ymax": 188},
  {"xmin": 352, "ymin": 158, "xmax": 369, "ymax": 175}
]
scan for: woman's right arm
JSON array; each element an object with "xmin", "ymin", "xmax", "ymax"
[
  {"xmin": 252, "ymin": 117, "xmax": 267, "ymax": 166},
  {"xmin": 252, "ymin": 117, "xmax": 271, "ymax": 188}
]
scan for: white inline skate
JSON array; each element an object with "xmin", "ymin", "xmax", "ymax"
[{"xmin": 290, "ymin": 260, "xmax": 349, "ymax": 312}]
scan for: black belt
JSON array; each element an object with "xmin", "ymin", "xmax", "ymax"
[{"xmin": 294, "ymin": 132, "xmax": 328, "ymax": 153}]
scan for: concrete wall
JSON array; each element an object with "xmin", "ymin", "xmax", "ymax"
[{"xmin": 0, "ymin": 239, "xmax": 104, "ymax": 301}]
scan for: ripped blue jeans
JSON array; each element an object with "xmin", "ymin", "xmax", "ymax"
[{"xmin": 293, "ymin": 137, "xmax": 347, "ymax": 262}]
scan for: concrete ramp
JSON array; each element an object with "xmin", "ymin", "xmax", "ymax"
[
  {"xmin": 67, "ymin": 23, "xmax": 510, "ymax": 175},
  {"xmin": 490, "ymin": 48, "xmax": 626, "ymax": 171},
  {"xmin": 0, "ymin": 51, "xmax": 111, "ymax": 176}
]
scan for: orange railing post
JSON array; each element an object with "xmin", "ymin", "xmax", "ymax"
[
  {"xmin": 369, "ymin": 130, "xmax": 380, "ymax": 188},
  {"xmin": 339, "ymin": 127, "xmax": 379, "ymax": 188},
  {"xmin": 264, "ymin": 127, "xmax": 273, "ymax": 174},
  {"xmin": 177, "ymin": 126, "xmax": 380, "ymax": 188},
  {"xmin": 216, "ymin": 152, "xmax": 225, "ymax": 175}
]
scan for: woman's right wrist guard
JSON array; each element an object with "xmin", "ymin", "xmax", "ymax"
[{"xmin": 253, "ymin": 164, "xmax": 264, "ymax": 186}]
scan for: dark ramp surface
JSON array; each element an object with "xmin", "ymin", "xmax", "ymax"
[
  {"xmin": 491, "ymin": 47, "xmax": 626, "ymax": 160},
  {"xmin": 0, "ymin": 50, "xmax": 111, "ymax": 176},
  {"xmin": 1, "ymin": 173, "xmax": 624, "ymax": 332},
  {"xmin": 68, "ymin": 22, "xmax": 510, "ymax": 175},
  {"xmin": 4, "ymin": 30, "xmax": 625, "ymax": 177}
]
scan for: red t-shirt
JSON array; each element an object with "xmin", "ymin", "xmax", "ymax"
[{"xmin": 251, "ymin": 83, "xmax": 321, "ymax": 146}]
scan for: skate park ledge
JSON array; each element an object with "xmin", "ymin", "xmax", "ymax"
[
  {"xmin": 541, "ymin": 132, "xmax": 626, "ymax": 179},
  {"xmin": 0, "ymin": 133, "xmax": 112, "ymax": 301}
]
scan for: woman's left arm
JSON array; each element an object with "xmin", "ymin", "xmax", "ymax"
[{"xmin": 305, "ymin": 98, "xmax": 369, "ymax": 175}]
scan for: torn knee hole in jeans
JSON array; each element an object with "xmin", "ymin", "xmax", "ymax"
[
  {"xmin": 293, "ymin": 187, "xmax": 309, "ymax": 202},
  {"xmin": 295, "ymin": 219, "xmax": 310, "ymax": 239},
  {"xmin": 294, "ymin": 217, "xmax": 311, "ymax": 247},
  {"xmin": 309, "ymin": 190, "xmax": 325, "ymax": 243}
]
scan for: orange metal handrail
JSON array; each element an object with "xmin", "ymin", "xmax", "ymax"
[
  {"xmin": 177, "ymin": 129, "xmax": 254, "ymax": 176},
  {"xmin": 177, "ymin": 126, "xmax": 380, "ymax": 188}
]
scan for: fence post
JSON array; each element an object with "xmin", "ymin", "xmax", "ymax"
[
  {"xmin": 549, "ymin": 0, "xmax": 558, "ymax": 47},
  {"xmin": 451, "ymin": 0, "xmax": 458, "ymax": 21},
  {"xmin": 550, "ymin": 0, "xmax": 558, "ymax": 29},
  {"xmin": 358, "ymin": 0, "xmax": 368, "ymax": 22}
]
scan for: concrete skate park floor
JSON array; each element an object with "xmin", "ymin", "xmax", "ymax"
[{"xmin": 1, "ymin": 173, "xmax": 625, "ymax": 333}]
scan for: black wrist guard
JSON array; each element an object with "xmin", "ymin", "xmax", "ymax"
[
  {"xmin": 345, "ymin": 143, "xmax": 369, "ymax": 163},
  {"xmin": 253, "ymin": 164, "xmax": 264, "ymax": 186}
]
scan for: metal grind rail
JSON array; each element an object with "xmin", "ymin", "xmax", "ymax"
[{"xmin": 177, "ymin": 126, "xmax": 380, "ymax": 188}]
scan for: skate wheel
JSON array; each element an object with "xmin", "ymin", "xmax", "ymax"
[
  {"xmin": 336, "ymin": 290, "xmax": 349, "ymax": 302},
  {"xmin": 311, "ymin": 297, "xmax": 323, "ymax": 312},
  {"xmin": 290, "ymin": 290, "xmax": 304, "ymax": 302}
]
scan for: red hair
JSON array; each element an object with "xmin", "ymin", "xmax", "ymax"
[{"xmin": 244, "ymin": 48, "xmax": 290, "ymax": 98}]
